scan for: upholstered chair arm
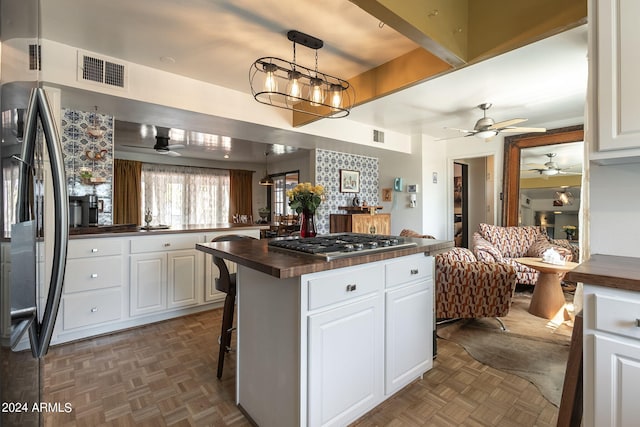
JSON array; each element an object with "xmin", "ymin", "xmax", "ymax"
[
  {"xmin": 436, "ymin": 260, "xmax": 517, "ymax": 318},
  {"xmin": 472, "ymin": 232, "xmax": 504, "ymax": 263},
  {"xmin": 526, "ymin": 236, "xmax": 574, "ymax": 262}
]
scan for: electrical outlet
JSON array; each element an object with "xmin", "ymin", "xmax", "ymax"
[{"xmin": 432, "ymin": 172, "xmax": 438, "ymax": 184}]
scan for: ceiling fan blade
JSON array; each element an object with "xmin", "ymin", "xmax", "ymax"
[
  {"xmin": 121, "ymin": 144, "xmax": 151, "ymax": 150},
  {"xmin": 500, "ymin": 126, "xmax": 547, "ymax": 133},
  {"xmin": 167, "ymin": 151, "xmax": 182, "ymax": 157},
  {"xmin": 489, "ymin": 118, "xmax": 527, "ymax": 129},
  {"xmin": 167, "ymin": 144, "xmax": 185, "ymax": 149},
  {"xmin": 525, "ymin": 163, "xmax": 547, "ymax": 169},
  {"xmin": 444, "ymin": 127, "xmax": 476, "ymax": 134}
]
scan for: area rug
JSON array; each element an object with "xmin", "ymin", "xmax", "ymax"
[{"xmin": 436, "ymin": 291, "xmax": 575, "ymax": 407}]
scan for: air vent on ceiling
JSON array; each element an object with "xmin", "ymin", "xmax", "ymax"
[
  {"xmin": 28, "ymin": 44, "xmax": 41, "ymax": 71},
  {"xmin": 78, "ymin": 51, "xmax": 127, "ymax": 89},
  {"xmin": 373, "ymin": 129, "xmax": 385, "ymax": 143}
]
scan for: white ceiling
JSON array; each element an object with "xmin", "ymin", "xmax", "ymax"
[{"xmin": 38, "ymin": 0, "xmax": 589, "ymax": 163}]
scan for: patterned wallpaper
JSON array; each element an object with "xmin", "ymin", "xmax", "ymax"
[
  {"xmin": 61, "ymin": 108, "xmax": 114, "ymax": 225},
  {"xmin": 315, "ymin": 149, "xmax": 379, "ymax": 234}
]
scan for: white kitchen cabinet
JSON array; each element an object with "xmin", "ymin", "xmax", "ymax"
[
  {"xmin": 167, "ymin": 249, "xmax": 202, "ymax": 309},
  {"xmin": 384, "ymin": 254, "xmax": 433, "ymax": 395},
  {"xmin": 130, "ymin": 234, "xmax": 203, "ymax": 316},
  {"xmin": 590, "ymin": 0, "xmax": 640, "ymax": 163},
  {"xmin": 54, "ymin": 237, "xmax": 126, "ymax": 342},
  {"xmin": 130, "ymin": 252, "xmax": 167, "ymax": 316},
  {"xmin": 583, "ymin": 284, "xmax": 640, "ymax": 427},
  {"xmin": 307, "ymin": 265, "xmax": 384, "ymax": 427}
]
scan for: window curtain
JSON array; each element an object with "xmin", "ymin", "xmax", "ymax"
[
  {"xmin": 229, "ymin": 169, "xmax": 253, "ymax": 222},
  {"xmin": 141, "ymin": 163, "xmax": 229, "ymax": 226},
  {"xmin": 113, "ymin": 159, "xmax": 142, "ymax": 225}
]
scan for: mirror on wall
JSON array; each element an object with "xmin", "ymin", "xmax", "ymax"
[{"xmin": 502, "ymin": 125, "xmax": 584, "ymax": 235}]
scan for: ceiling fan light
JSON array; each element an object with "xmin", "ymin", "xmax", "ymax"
[{"xmin": 475, "ymin": 130, "xmax": 498, "ymax": 139}]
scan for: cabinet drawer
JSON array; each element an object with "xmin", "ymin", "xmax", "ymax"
[
  {"xmin": 67, "ymin": 238, "xmax": 123, "ymax": 258},
  {"xmin": 63, "ymin": 288, "xmax": 122, "ymax": 330},
  {"xmin": 64, "ymin": 256, "xmax": 122, "ymax": 293},
  {"xmin": 130, "ymin": 234, "xmax": 201, "ymax": 253},
  {"xmin": 595, "ymin": 294, "xmax": 640, "ymax": 340},
  {"xmin": 385, "ymin": 254, "xmax": 432, "ymax": 288},
  {"xmin": 307, "ymin": 265, "xmax": 383, "ymax": 310}
]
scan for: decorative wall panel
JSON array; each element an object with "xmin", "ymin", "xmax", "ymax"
[
  {"xmin": 61, "ymin": 108, "xmax": 114, "ymax": 225},
  {"xmin": 315, "ymin": 149, "xmax": 379, "ymax": 234}
]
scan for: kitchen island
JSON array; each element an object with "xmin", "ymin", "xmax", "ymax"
[{"xmin": 196, "ymin": 236, "xmax": 452, "ymax": 427}]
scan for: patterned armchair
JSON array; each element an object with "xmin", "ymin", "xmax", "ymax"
[
  {"xmin": 472, "ymin": 223, "xmax": 573, "ymax": 285},
  {"xmin": 435, "ymin": 247, "xmax": 517, "ymax": 324}
]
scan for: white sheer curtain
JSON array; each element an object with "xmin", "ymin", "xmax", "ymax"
[{"xmin": 141, "ymin": 163, "xmax": 230, "ymax": 226}]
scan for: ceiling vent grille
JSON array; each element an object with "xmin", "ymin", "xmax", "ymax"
[
  {"xmin": 78, "ymin": 51, "xmax": 127, "ymax": 89},
  {"xmin": 28, "ymin": 44, "xmax": 41, "ymax": 70},
  {"xmin": 373, "ymin": 129, "xmax": 385, "ymax": 143}
]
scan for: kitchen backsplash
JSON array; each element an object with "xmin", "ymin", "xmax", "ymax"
[
  {"xmin": 61, "ymin": 108, "xmax": 114, "ymax": 225},
  {"xmin": 315, "ymin": 149, "xmax": 379, "ymax": 234}
]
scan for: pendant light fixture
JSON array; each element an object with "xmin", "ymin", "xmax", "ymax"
[
  {"xmin": 249, "ymin": 30, "xmax": 355, "ymax": 118},
  {"xmin": 259, "ymin": 151, "xmax": 274, "ymax": 186}
]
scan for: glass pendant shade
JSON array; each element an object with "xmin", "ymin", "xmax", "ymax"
[
  {"xmin": 475, "ymin": 130, "xmax": 498, "ymax": 139},
  {"xmin": 309, "ymin": 78, "xmax": 325, "ymax": 106},
  {"xmin": 329, "ymin": 84, "xmax": 343, "ymax": 110},
  {"xmin": 287, "ymin": 70, "xmax": 303, "ymax": 101},
  {"xmin": 263, "ymin": 64, "xmax": 279, "ymax": 93}
]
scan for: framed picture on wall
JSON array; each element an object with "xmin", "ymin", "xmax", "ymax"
[{"xmin": 340, "ymin": 169, "xmax": 360, "ymax": 193}]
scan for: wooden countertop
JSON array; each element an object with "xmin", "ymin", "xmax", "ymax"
[
  {"xmin": 565, "ymin": 254, "xmax": 640, "ymax": 292},
  {"xmin": 68, "ymin": 223, "xmax": 270, "ymax": 239},
  {"xmin": 196, "ymin": 237, "xmax": 453, "ymax": 279}
]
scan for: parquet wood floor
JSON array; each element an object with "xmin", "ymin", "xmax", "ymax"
[{"xmin": 43, "ymin": 309, "xmax": 558, "ymax": 426}]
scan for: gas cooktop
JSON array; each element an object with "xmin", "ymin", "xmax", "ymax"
[{"xmin": 267, "ymin": 233, "xmax": 417, "ymax": 260}]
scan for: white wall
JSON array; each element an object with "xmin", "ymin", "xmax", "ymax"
[
  {"xmin": 589, "ymin": 163, "xmax": 640, "ymax": 257},
  {"xmin": 377, "ymin": 136, "xmax": 426, "ymax": 235},
  {"xmin": 421, "ymin": 135, "xmax": 448, "ymax": 239}
]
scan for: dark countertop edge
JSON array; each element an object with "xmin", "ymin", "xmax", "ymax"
[
  {"xmin": 67, "ymin": 223, "xmax": 270, "ymax": 239},
  {"xmin": 196, "ymin": 238, "xmax": 454, "ymax": 279},
  {"xmin": 566, "ymin": 254, "xmax": 640, "ymax": 292}
]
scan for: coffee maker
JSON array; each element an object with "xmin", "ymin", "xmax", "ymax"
[{"xmin": 69, "ymin": 195, "xmax": 99, "ymax": 227}]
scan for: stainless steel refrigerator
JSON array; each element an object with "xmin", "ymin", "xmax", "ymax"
[{"xmin": 1, "ymin": 5, "xmax": 70, "ymax": 420}]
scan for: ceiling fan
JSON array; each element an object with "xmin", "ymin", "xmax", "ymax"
[
  {"xmin": 444, "ymin": 103, "xmax": 546, "ymax": 141},
  {"xmin": 527, "ymin": 153, "xmax": 578, "ymax": 176},
  {"xmin": 122, "ymin": 127, "xmax": 185, "ymax": 157}
]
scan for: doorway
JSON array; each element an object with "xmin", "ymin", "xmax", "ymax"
[{"xmin": 452, "ymin": 155, "xmax": 495, "ymax": 248}]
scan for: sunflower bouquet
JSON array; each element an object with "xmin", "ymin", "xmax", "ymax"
[{"xmin": 287, "ymin": 183, "xmax": 325, "ymax": 214}]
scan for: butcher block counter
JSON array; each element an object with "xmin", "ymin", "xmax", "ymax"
[
  {"xmin": 567, "ymin": 254, "xmax": 640, "ymax": 427},
  {"xmin": 195, "ymin": 236, "xmax": 452, "ymax": 427}
]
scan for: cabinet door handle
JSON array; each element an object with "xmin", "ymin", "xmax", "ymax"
[
  {"xmin": 90, "ymin": 273, "xmax": 98, "ymax": 278},
  {"xmin": 410, "ymin": 269, "xmax": 419, "ymax": 275},
  {"xmin": 90, "ymin": 307, "xmax": 98, "ymax": 313},
  {"xmin": 346, "ymin": 284, "xmax": 357, "ymax": 292},
  {"xmin": 164, "ymin": 243, "xmax": 171, "ymax": 247},
  {"xmin": 91, "ymin": 248, "xmax": 98, "ymax": 253}
]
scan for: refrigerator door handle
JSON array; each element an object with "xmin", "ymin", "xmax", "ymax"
[
  {"xmin": 20, "ymin": 88, "xmax": 69, "ymax": 359},
  {"xmin": 9, "ymin": 307, "xmax": 37, "ymax": 350}
]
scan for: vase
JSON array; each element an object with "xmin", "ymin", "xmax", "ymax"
[{"xmin": 299, "ymin": 208, "xmax": 317, "ymax": 238}]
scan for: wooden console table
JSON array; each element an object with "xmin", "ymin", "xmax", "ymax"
[{"xmin": 330, "ymin": 213, "xmax": 390, "ymax": 235}]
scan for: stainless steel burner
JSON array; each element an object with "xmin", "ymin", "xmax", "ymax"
[{"xmin": 268, "ymin": 233, "xmax": 417, "ymax": 260}]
